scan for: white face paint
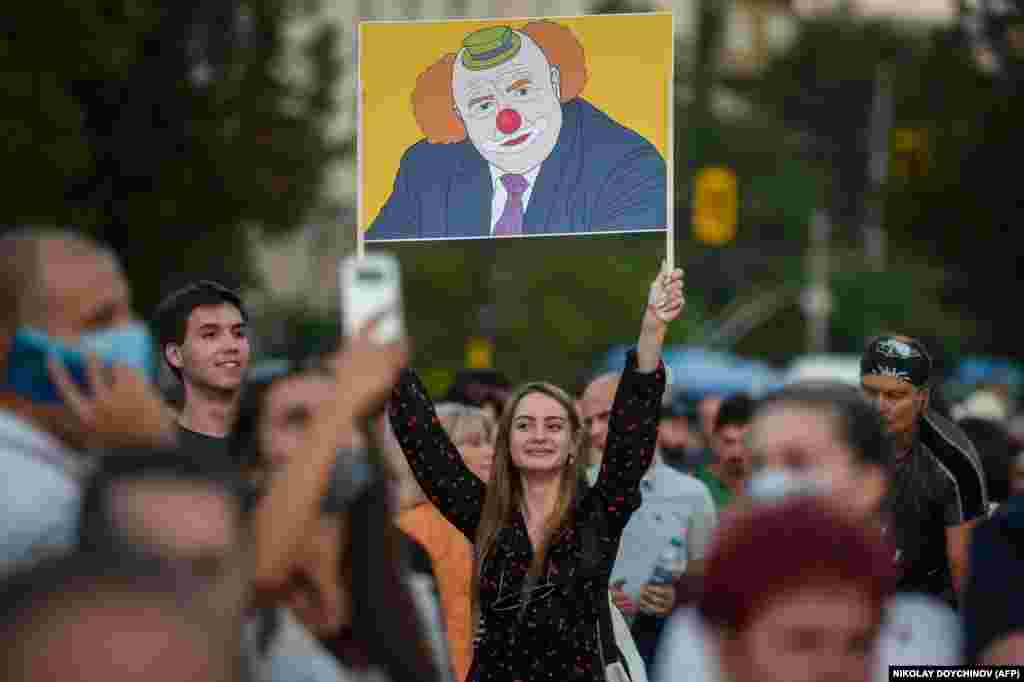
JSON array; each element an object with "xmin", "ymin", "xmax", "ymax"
[{"xmin": 452, "ymin": 32, "xmax": 563, "ymax": 174}]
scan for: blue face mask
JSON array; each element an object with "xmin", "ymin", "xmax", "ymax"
[
  {"xmin": 77, "ymin": 321, "xmax": 158, "ymax": 382},
  {"xmin": 746, "ymin": 467, "xmax": 833, "ymax": 504},
  {"xmin": 3, "ymin": 322, "xmax": 158, "ymax": 404}
]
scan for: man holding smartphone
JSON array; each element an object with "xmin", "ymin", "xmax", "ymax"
[
  {"xmin": 0, "ymin": 228, "xmax": 175, "ymax": 570},
  {"xmin": 155, "ymin": 280, "xmax": 251, "ymax": 462}
]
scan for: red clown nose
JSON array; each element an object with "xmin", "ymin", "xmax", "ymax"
[{"xmin": 496, "ymin": 108, "xmax": 522, "ymax": 135}]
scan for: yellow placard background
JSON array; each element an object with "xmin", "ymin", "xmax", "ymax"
[{"xmin": 359, "ymin": 13, "xmax": 674, "ymax": 232}]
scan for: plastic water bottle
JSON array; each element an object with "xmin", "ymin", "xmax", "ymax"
[{"xmin": 649, "ymin": 537, "xmax": 685, "ymax": 585}]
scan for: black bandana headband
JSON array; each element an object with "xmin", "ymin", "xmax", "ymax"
[{"xmin": 861, "ymin": 336, "xmax": 932, "ymax": 388}]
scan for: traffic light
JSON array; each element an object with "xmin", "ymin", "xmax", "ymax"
[
  {"xmin": 466, "ymin": 337, "xmax": 493, "ymax": 369},
  {"xmin": 693, "ymin": 166, "xmax": 738, "ymax": 246},
  {"xmin": 891, "ymin": 128, "xmax": 929, "ymax": 180}
]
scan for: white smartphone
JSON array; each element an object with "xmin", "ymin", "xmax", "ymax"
[{"xmin": 338, "ymin": 253, "xmax": 404, "ymax": 344}]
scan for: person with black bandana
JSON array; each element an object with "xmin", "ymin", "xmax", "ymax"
[{"xmin": 859, "ymin": 334, "xmax": 989, "ymax": 607}]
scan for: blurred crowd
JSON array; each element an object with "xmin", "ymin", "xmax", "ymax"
[{"xmin": 1, "ymin": 228, "xmax": 1021, "ymax": 682}]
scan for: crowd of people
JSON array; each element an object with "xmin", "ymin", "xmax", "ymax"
[{"xmin": 1, "ymin": 227, "xmax": 1022, "ymax": 682}]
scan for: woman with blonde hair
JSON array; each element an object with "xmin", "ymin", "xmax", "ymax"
[{"xmin": 385, "ymin": 265, "xmax": 684, "ymax": 682}]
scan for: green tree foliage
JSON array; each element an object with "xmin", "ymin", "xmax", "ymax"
[
  {"xmin": 745, "ymin": 12, "xmax": 1020, "ymax": 360},
  {"xmin": 882, "ymin": 32, "xmax": 1024, "ymax": 357},
  {"xmin": 754, "ymin": 14, "xmax": 913, "ymax": 228},
  {"xmin": 256, "ymin": 235, "xmax": 709, "ymax": 396},
  {"xmin": 388, "ymin": 235, "xmax": 709, "ymax": 394},
  {"xmin": 3, "ymin": 1, "xmax": 343, "ymax": 312}
]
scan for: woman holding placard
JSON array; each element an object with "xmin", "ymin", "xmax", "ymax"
[{"xmin": 385, "ymin": 263, "xmax": 684, "ymax": 682}]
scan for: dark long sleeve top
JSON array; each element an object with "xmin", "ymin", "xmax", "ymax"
[{"xmin": 386, "ymin": 350, "xmax": 665, "ymax": 682}]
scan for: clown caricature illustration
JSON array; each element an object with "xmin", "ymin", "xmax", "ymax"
[{"xmin": 359, "ymin": 14, "xmax": 672, "ymax": 242}]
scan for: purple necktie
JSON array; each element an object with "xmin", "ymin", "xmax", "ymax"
[{"xmin": 493, "ymin": 173, "xmax": 529, "ymax": 236}]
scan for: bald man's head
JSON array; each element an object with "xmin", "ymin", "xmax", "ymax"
[
  {"xmin": 580, "ymin": 373, "xmax": 620, "ymax": 465},
  {"xmin": 0, "ymin": 228, "xmax": 129, "ymax": 344},
  {"xmin": 0, "ymin": 228, "xmax": 137, "ymax": 449},
  {"xmin": 0, "ymin": 229, "xmax": 100, "ymax": 322}
]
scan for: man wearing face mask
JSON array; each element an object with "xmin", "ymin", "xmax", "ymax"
[
  {"xmin": 0, "ymin": 228, "xmax": 175, "ymax": 570},
  {"xmin": 655, "ymin": 396, "xmax": 707, "ymax": 474},
  {"xmin": 859, "ymin": 334, "xmax": 988, "ymax": 606}
]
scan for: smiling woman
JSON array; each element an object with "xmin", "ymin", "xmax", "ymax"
[{"xmin": 384, "ymin": 264, "xmax": 685, "ymax": 682}]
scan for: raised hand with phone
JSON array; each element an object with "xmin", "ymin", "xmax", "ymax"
[{"xmin": 251, "ymin": 255, "xmax": 409, "ymax": 594}]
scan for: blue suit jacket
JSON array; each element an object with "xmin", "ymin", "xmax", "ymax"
[{"xmin": 365, "ymin": 98, "xmax": 667, "ymax": 240}]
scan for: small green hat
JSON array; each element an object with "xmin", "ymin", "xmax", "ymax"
[{"xmin": 460, "ymin": 26, "xmax": 521, "ymax": 71}]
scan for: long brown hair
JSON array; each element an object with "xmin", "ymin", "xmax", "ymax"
[{"xmin": 471, "ymin": 382, "xmax": 587, "ymax": 626}]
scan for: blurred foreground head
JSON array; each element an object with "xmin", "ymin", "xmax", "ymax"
[
  {"xmin": 747, "ymin": 381, "xmax": 892, "ymax": 520},
  {"xmin": 77, "ymin": 443, "xmax": 253, "ymax": 647},
  {"xmin": 79, "ymin": 444, "xmax": 251, "ymax": 563},
  {"xmin": 230, "ymin": 360, "xmax": 441, "ymax": 682},
  {"xmin": 0, "ymin": 552, "xmax": 240, "ymax": 681},
  {"xmin": 0, "ymin": 228, "xmax": 144, "ymax": 449},
  {"xmin": 700, "ymin": 497, "xmax": 897, "ymax": 682},
  {"xmin": 229, "ymin": 356, "xmax": 335, "ymax": 490}
]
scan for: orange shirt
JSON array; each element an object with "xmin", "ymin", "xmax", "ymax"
[{"xmin": 398, "ymin": 503, "xmax": 475, "ymax": 682}]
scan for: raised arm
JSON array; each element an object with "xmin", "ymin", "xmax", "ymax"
[
  {"xmin": 386, "ymin": 368, "xmax": 486, "ymax": 540},
  {"xmin": 252, "ymin": 322, "xmax": 407, "ymax": 597},
  {"xmin": 637, "ymin": 261, "xmax": 683, "ymax": 373},
  {"xmin": 594, "ymin": 263, "xmax": 684, "ymax": 529}
]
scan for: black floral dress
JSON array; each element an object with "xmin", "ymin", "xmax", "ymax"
[{"xmin": 387, "ymin": 350, "xmax": 664, "ymax": 682}]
